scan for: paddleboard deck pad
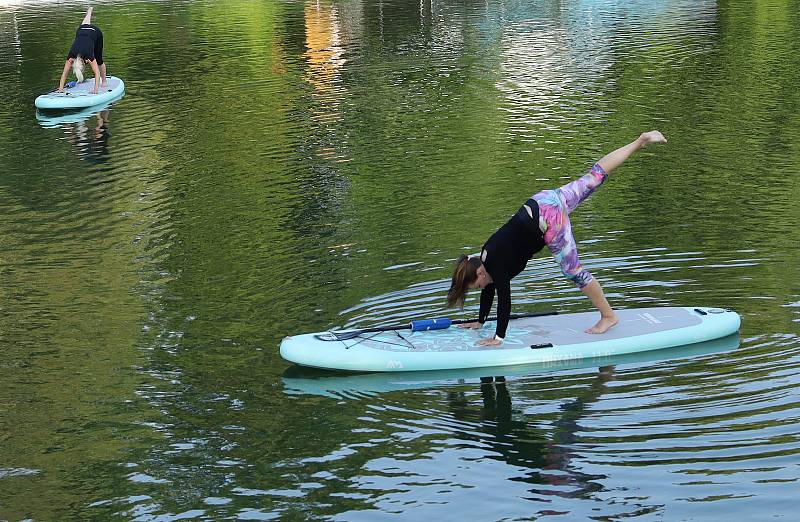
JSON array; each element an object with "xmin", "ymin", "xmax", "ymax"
[
  {"xmin": 35, "ymin": 76, "xmax": 125, "ymax": 110},
  {"xmin": 280, "ymin": 307, "xmax": 741, "ymax": 372}
]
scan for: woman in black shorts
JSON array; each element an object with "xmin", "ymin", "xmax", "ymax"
[{"xmin": 58, "ymin": 7, "xmax": 106, "ymax": 94}]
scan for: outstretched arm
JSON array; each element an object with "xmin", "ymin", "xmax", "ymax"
[
  {"xmin": 58, "ymin": 59, "xmax": 72, "ymax": 91},
  {"xmin": 596, "ymin": 130, "xmax": 667, "ymax": 174},
  {"xmin": 476, "ymin": 277, "xmax": 510, "ymax": 346}
]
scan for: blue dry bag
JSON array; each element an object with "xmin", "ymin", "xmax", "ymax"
[{"xmin": 410, "ymin": 318, "xmax": 452, "ymax": 332}]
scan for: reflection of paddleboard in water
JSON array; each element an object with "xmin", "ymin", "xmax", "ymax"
[
  {"xmin": 282, "ymin": 333, "xmax": 741, "ymax": 398},
  {"xmin": 35, "ymin": 76, "xmax": 124, "ymax": 110},
  {"xmin": 280, "ymin": 307, "xmax": 741, "ymax": 372},
  {"xmin": 35, "ymin": 95, "xmax": 121, "ymax": 128}
]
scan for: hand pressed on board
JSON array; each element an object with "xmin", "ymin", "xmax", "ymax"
[
  {"xmin": 476, "ymin": 337, "xmax": 502, "ymax": 347},
  {"xmin": 457, "ymin": 321, "xmax": 482, "ymax": 329}
]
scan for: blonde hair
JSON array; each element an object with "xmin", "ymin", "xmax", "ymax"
[
  {"xmin": 447, "ymin": 255, "xmax": 481, "ymax": 308},
  {"xmin": 72, "ymin": 55, "xmax": 85, "ymax": 83}
]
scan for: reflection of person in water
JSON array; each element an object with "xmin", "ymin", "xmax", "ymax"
[
  {"xmin": 62, "ymin": 109, "xmax": 111, "ymax": 164},
  {"xmin": 446, "ymin": 367, "xmax": 614, "ymax": 496}
]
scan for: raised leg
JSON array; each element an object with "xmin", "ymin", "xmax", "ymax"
[
  {"xmin": 557, "ymin": 163, "xmax": 608, "ymax": 214},
  {"xmin": 596, "ymin": 130, "xmax": 667, "ymax": 174},
  {"xmin": 81, "ymin": 7, "xmax": 93, "ymax": 26}
]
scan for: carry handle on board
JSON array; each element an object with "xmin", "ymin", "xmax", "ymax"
[{"xmin": 315, "ymin": 311, "xmax": 559, "ymax": 342}]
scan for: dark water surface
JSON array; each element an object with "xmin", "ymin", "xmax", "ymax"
[{"xmin": 1, "ymin": 0, "xmax": 799, "ymax": 519}]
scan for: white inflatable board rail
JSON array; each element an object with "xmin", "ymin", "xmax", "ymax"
[{"xmin": 279, "ymin": 307, "xmax": 741, "ymax": 372}]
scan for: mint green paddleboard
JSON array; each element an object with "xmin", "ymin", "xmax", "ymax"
[
  {"xmin": 35, "ymin": 76, "xmax": 124, "ymax": 110},
  {"xmin": 280, "ymin": 307, "xmax": 741, "ymax": 372},
  {"xmin": 282, "ymin": 333, "xmax": 741, "ymax": 398}
]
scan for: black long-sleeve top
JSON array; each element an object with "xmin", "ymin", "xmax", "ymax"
[{"xmin": 479, "ymin": 199, "xmax": 546, "ymax": 339}]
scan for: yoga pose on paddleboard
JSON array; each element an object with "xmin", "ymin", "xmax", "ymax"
[
  {"xmin": 58, "ymin": 7, "xmax": 107, "ymax": 95},
  {"xmin": 447, "ymin": 131, "xmax": 668, "ymax": 346}
]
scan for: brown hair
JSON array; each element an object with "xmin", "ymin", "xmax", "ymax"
[{"xmin": 447, "ymin": 254, "xmax": 481, "ymax": 308}]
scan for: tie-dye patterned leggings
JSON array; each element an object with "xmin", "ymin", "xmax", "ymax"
[{"xmin": 532, "ymin": 163, "xmax": 608, "ymax": 288}]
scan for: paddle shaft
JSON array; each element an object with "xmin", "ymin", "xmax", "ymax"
[{"xmin": 347, "ymin": 311, "xmax": 558, "ymax": 335}]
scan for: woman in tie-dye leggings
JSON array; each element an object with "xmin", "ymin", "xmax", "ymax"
[{"xmin": 448, "ymin": 130, "xmax": 667, "ymax": 344}]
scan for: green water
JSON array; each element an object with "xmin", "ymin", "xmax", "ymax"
[{"xmin": 1, "ymin": 0, "xmax": 798, "ymax": 519}]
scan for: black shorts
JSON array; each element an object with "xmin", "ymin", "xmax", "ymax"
[
  {"xmin": 514, "ymin": 198, "xmax": 543, "ymax": 237},
  {"xmin": 67, "ymin": 24, "xmax": 104, "ymax": 65}
]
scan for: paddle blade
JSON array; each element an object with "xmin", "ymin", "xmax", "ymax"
[{"xmin": 314, "ymin": 331, "xmax": 361, "ymax": 342}]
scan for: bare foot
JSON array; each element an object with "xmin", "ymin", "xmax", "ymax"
[
  {"xmin": 639, "ymin": 130, "xmax": 667, "ymax": 146},
  {"xmin": 586, "ymin": 314, "xmax": 619, "ymax": 334}
]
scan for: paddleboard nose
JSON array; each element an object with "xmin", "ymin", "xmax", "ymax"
[{"xmin": 280, "ymin": 335, "xmax": 307, "ymax": 365}]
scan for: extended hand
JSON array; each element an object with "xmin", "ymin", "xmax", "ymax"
[
  {"xmin": 457, "ymin": 322, "xmax": 482, "ymax": 329},
  {"xmin": 639, "ymin": 130, "xmax": 667, "ymax": 146},
  {"xmin": 476, "ymin": 337, "xmax": 503, "ymax": 347}
]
